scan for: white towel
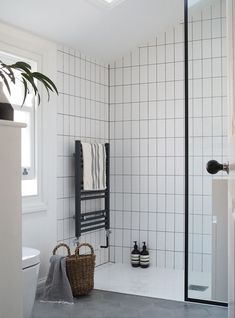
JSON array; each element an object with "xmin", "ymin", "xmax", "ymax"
[{"xmin": 81, "ymin": 142, "xmax": 106, "ymax": 190}]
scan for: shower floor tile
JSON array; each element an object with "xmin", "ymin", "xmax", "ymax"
[{"xmin": 94, "ymin": 262, "xmax": 184, "ymax": 301}]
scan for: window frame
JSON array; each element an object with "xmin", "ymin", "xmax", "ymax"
[
  {"xmin": 14, "ymin": 102, "xmax": 36, "ymax": 180},
  {"xmin": 0, "ymin": 23, "xmax": 57, "ymax": 214}
]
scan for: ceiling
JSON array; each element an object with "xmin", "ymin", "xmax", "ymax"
[{"xmin": 0, "ymin": 0, "xmax": 186, "ymax": 62}]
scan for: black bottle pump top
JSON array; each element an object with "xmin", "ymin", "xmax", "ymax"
[
  {"xmin": 141, "ymin": 242, "xmax": 149, "ymax": 255},
  {"xmin": 132, "ymin": 241, "xmax": 140, "ymax": 254}
]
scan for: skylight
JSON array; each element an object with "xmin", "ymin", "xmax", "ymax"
[{"xmin": 89, "ymin": 0, "xmax": 126, "ymax": 9}]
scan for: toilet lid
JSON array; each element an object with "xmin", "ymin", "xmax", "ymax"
[{"xmin": 22, "ymin": 247, "xmax": 40, "ymax": 269}]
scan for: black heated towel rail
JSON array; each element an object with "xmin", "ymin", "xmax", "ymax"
[{"xmin": 74, "ymin": 140, "xmax": 110, "ymax": 248}]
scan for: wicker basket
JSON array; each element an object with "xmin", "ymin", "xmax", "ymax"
[{"xmin": 53, "ymin": 243, "xmax": 96, "ymax": 297}]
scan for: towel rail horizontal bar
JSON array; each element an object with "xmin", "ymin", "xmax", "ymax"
[
  {"xmin": 81, "ymin": 195, "xmax": 106, "ymax": 201},
  {"xmin": 81, "ymin": 189, "xmax": 107, "ymax": 194},
  {"xmin": 81, "ymin": 215, "xmax": 105, "ymax": 222},
  {"xmin": 81, "ymin": 219, "xmax": 106, "ymax": 228},
  {"xmin": 81, "ymin": 210, "xmax": 106, "ymax": 217},
  {"xmin": 81, "ymin": 225, "xmax": 106, "ymax": 233}
]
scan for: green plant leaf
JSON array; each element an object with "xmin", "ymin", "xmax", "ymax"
[
  {"xmin": 33, "ymin": 72, "xmax": 58, "ymax": 95},
  {"xmin": 1, "ymin": 65, "xmax": 15, "ymax": 84},
  {"xmin": 10, "ymin": 61, "xmax": 32, "ymax": 75},
  {"xmin": 0, "ymin": 71, "xmax": 11, "ymax": 95},
  {"xmin": 21, "ymin": 78, "xmax": 29, "ymax": 106},
  {"xmin": 21, "ymin": 73, "xmax": 38, "ymax": 97}
]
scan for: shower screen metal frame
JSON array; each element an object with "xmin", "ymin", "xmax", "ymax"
[{"xmin": 184, "ymin": 0, "xmax": 228, "ymax": 307}]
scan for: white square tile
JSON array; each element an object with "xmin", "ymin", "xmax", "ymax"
[
  {"xmin": 140, "ymin": 139, "xmax": 148, "ymax": 156},
  {"xmin": 166, "ymin": 232, "xmax": 174, "ymax": 251},
  {"xmin": 122, "ymin": 103, "xmax": 131, "ymax": 121},
  {"xmin": 148, "ymin": 231, "xmax": 157, "ymax": 250},
  {"xmin": 175, "ymin": 233, "xmax": 184, "ymax": 252},
  {"xmin": 124, "ymin": 67, "xmax": 131, "ymax": 85},
  {"xmin": 166, "ymin": 214, "xmax": 174, "ymax": 232},
  {"xmin": 157, "ymin": 45, "xmax": 165, "ymax": 64},
  {"xmin": 140, "ymin": 102, "xmax": 148, "ymax": 120},
  {"xmin": 132, "ymin": 66, "xmax": 139, "ymax": 84},
  {"xmin": 157, "ymin": 250, "xmax": 165, "ymax": 268},
  {"xmin": 157, "ymin": 120, "xmax": 166, "ymax": 138},
  {"xmin": 149, "ymin": 64, "xmax": 157, "ymax": 83},
  {"xmin": 149, "ymin": 176, "xmax": 157, "ymax": 193},
  {"xmin": 166, "ymin": 44, "xmax": 174, "ymax": 62},
  {"xmin": 157, "ymin": 213, "xmax": 166, "ymax": 231},
  {"xmin": 148, "ymin": 213, "xmax": 157, "ymax": 231},
  {"xmin": 140, "ymin": 120, "xmax": 148, "ymax": 138},
  {"xmin": 166, "ymin": 138, "xmax": 174, "ymax": 157},
  {"xmin": 157, "ymin": 64, "xmax": 165, "ymax": 82},
  {"xmin": 166, "ymin": 119, "xmax": 175, "ymax": 138},
  {"xmin": 140, "ymin": 65, "xmax": 148, "ymax": 83},
  {"xmin": 140, "ymin": 175, "xmax": 148, "ymax": 193},
  {"xmin": 149, "ymin": 120, "xmax": 157, "ymax": 138},
  {"xmin": 131, "ymin": 211, "xmax": 140, "ymax": 229},
  {"xmin": 175, "ymin": 43, "xmax": 183, "ymax": 62},
  {"xmin": 139, "ymin": 212, "xmax": 148, "ymax": 230},
  {"xmin": 132, "ymin": 84, "xmax": 139, "ymax": 103},
  {"xmin": 156, "ymin": 101, "xmax": 165, "ymax": 119},
  {"xmin": 140, "ymin": 47, "xmax": 148, "ymax": 65},
  {"xmin": 140, "ymin": 83, "xmax": 148, "ymax": 101},
  {"xmin": 157, "ymin": 138, "xmax": 165, "ymax": 157},
  {"xmin": 149, "ymin": 46, "xmax": 157, "ymax": 64},
  {"xmin": 149, "ymin": 194, "xmax": 157, "ymax": 212},
  {"xmin": 139, "ymin": 193, "xmax": 148, "ymax": 212},
  {"xmin": 115, "ymin": 68, "xmax": 123, "ymax": 85},
  {"xmin": 166, "ymin": 251, "xmax": 174, "ymax": 269},
  {"xmin": 157, "ymin": 231, "xmax": 165, "ymax": 250},
  {"xmin": 149, "ymin": 83, "xmax": 157, "ymax": 100}
]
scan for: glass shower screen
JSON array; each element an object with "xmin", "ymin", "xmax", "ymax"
[{"xmin": 185, "ymin": 0, "xmax": 228, "ymax": 304}]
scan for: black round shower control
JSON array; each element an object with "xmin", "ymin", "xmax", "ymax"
[{"xmin": 206, "ymin": 160, "xmax": 229, "ymax": 174}]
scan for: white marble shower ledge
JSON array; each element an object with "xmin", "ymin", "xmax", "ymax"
[{"xmin": 94, "ymin": 263, "xmax": 184, "ymax": 301}]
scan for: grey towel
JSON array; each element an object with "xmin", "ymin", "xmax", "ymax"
[{"xmin": 41, "ymin": 255, "xmax": 74, "ymax": 304}]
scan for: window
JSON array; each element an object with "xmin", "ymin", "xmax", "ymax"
[
  {"xmin": 0, "ymin": 22, "xmax": 57, "ymax": 214},
  {"xmin": 0, "ymin": 51, "xmax": 38, "ymax": 196}
]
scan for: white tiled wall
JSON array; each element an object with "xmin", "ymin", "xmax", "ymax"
[
  {"xmin": 56, "ymin": 46, "xmax": 109, "ymax": 265},
  {"xmin": 109, "ymin": 25, "xmax": 185, "ymax": 269},
  {"xmin": 109, "ymin": 0, "xmax": 227, "ymax": 271}
]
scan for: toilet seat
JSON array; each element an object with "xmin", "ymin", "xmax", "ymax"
[{"xmin": 22, "ymin": 247, "xmax": 40, "ymax": 269}]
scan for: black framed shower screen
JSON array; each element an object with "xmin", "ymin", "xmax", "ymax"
[{"xmin": 184, "ymin": 0, "xmax": 228, "ymax": 307}]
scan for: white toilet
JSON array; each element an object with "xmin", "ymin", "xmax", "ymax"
[{"xmin": 22, "ymin": 247, "xmax": 40, "ymax": 318}]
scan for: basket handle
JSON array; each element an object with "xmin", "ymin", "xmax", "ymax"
[
  {"xmin": 53, "ymin": 243, "xmax": 71, "ymax": 256},
  {"xmin": 75, "ymin": 243, "xmax": 94, "ymax": 256}
]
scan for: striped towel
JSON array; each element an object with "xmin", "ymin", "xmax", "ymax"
[{"xmin": 81, "ymin": 142, "xmax": 106, "ymax": 190}]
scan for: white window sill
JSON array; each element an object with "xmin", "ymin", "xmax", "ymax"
[{"xmin": 22, "ymin": 197, "xmax": 47, "ymax": 214}]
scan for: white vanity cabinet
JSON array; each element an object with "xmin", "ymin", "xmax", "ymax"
[{"xmin": 0, "ymin": 120, "xmax": 25, "ymax": 318}]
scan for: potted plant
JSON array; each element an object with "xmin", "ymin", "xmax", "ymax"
[{"xmin": 0, "ymin": 60, "xmax": 58, "ymax": 121}]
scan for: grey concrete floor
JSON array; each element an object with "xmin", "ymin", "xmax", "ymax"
[{"xmin": 32, "ymin": 289, "xmax": 228, "ymax": 318}]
